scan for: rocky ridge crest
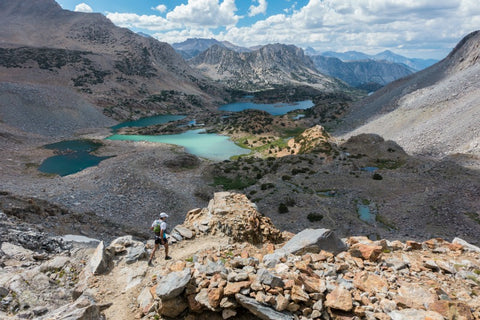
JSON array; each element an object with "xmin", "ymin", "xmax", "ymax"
[
  {"xmin": 190, "ymin": 44, "xmax": 344, "ymax": 91},
  {"xmin": 0, "ymin": 0, "xmax": 225, "ymax": 123}
]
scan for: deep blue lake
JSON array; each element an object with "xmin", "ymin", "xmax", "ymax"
[
  {"xmin": 111, "ymin": 114, "xmax": 186, "ymax": 131},
  {"xmin": 38, "ymin": 140, "xmax": 112, "ymax": 176},
  {"xmin": 219, "ymin": 100, "xmax": 314, "ymax": 115}
]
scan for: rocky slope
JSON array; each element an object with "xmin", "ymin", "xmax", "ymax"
[
  {"xmin": 210, "ymin": 134, "xmax": 480, "ymax": 245},
  {"xmin": 336, "ymin": 31, "xmax": 480, "ymax": 158},
  {"xmin": 1, "ymin": 192, "xmax": 479, "ymax": 320},
  {"xmin": 189, "ymin": 44, "xmax": 346, "ymax": 91},
  {"xmin": 0, "ymin": 0, "xmax": 226, "ymax": 122},
  {"xmin": 309, "ymin": 55, "xmax": 414, "ymax": 89}
]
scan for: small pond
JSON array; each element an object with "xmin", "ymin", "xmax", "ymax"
[
  {"xmin": 357, "ymin": 204, "xmax": 376, "ymax": 224},
  {"xmin": 38, "ymin": 140, "xmax": 112, "ymax": 176},
  {"xmin": 107, "ymin": 129, "xmax": 248, "ymax": 161},
  {"xmin": 219, "ymin": 100, "xmax": 314, "ymax": 116}
]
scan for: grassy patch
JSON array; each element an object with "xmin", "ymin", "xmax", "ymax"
[
  {"xmin": 376, "ymin": 214, "xmax": 397, "ymax": 230},
  {"xmin": 375, "ymin": 158, "xmax": 405, "ymax": 169},
  {"xmin": 465, "ymin": 212, "xmax": 480, "ymax": 224},
  {"xmin": 25, "ymin": 163, "xmax": 39, "ymax": 169},
  {"xmin": 280, "ymin": 127, "xmax": 306, "ymax": 138}
]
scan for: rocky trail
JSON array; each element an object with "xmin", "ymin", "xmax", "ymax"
[{"xmin": 1, "ymin": 192, "xmax": 479, "ymax": 320}]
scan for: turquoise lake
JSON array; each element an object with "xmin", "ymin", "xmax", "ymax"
[
  {"xmin": 38, "ymin": 140, "xmax": 112, "ymax": 176},
  {"xmin": 39, "ymin": 100, "xmax": 312, "ymax": 175},
  {"xmin": 107, "ymin": 129, "xmax": 248, "ymax": 161},
  {"xmin": 219, "ymin": 100, "xmax": 314, "ymax": 115}
]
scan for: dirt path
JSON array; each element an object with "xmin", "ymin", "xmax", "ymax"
[{"xmin": 93, "ymin": 235, "xmax": 231, "ymax": 320}]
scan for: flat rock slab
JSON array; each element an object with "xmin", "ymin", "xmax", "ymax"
[
  {"xmin": 156, "ymin": 268, "xmax": 191, "ymax": 300},
  {"xmin": 235, "ymin": 294, "xmax": 293, "ymax": 320},
  {"xmin": 280, "ymin": 229, "xmax": 347, "ymax": 255}
]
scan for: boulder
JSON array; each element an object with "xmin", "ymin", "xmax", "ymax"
[
  {"xmin": 235, "ymin": 294, "xmax": 294, "ymax": 320},
  {"xmin": 395, "ymin": 283, "xmax": 437, "ymax": 309},
  {"xmin": 156, "ymin": 268, "xmax": 191, "ymax": 300},
  {"xmin": 173, "ymin": 225, "xmax": 194, "ymax": 239},
  {"xmin": 39, "ymin": 256, "xmax": 70, "ymax": 272},
  {"xmin": 452, "ymin": 237, "xmax": 480, "ymax": 253},
  {"xmin": 353, "ymin": 271, "xmax": 388, "ymax": 293},
  {"xmin": 137, "ymin": 286, "xmax": 153, "ymax": 310},
  {"xmin": 39, "ymin": 295, "xmax": 102, "ymax": 320},
  {"xmin": 324, "ymin": 285, "xmax": 353, "ymax": 312},
  {"xmin": 256, "ymin": 268, "xmax": 284, "ymax": 288},
  {"xmin": 350, "ymin": 243, "xmax": 383, "ymax": 261},
  {"xmin": 87, "ymin": 241, "xmax": 112, "ymax": 275},
  {"xmin": 275, "ymin": 228, "xmax": 347, "ymax": 256},
  {"xmin": 160, "ymin": 296, "xmax": 188, "ymax": 318},
  {"xmin": 125, "ymin": 243, "xmax": 147, "ymax": 264}
]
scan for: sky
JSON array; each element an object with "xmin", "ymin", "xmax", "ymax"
[{"xmin": 55, "ymin": 0, "xmax": 480, "ymax": 60}]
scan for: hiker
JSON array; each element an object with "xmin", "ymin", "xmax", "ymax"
[{"xmin": 148, "ymin": 212, "xmax": 171, "ymax": 265}]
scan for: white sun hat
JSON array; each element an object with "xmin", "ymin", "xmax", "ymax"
[{"xmin": 160, "ymin": 212, "xmax": 169, "ymax": 218}]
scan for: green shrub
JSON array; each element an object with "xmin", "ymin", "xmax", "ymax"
[
  {"xmin": 261, "ymin": 183, "xmax": 275, "ymax": 190},
  {"xmin": 307, "ymin": 213, "xmax": 323, "ymax": 222},
  {"xmin": 372, "ymin": 173, "xmax": 383, "ymax": 180},
  {"xmin": 282, "ymin": 175, "xmax": 291, "ymax": 181},
  {"xmin": 278, "ymin": 203, "xmax": 289, "ymax": 214},
  {"xmin": 213, "ymin": 176, "xmax": 256, "ymax": 190},
  {"xmin": 285, "ymin": 196, "xmax": 296, "ymax": 207}
]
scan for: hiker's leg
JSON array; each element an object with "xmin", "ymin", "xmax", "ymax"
[
  {"xmin": 164, "ymin": 242, "xmax": 169, "ymax": 257},
  {"xmin": 149, "ymin": 243, "xmax": 158, "ymax": 261}
]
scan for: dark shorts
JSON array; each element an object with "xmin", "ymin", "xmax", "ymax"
[{"xmin": 154, "ymin": 235, "xmax": 166, "ymax": 245}]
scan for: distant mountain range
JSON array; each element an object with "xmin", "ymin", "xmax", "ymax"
[
  {"xmin": 309, "ymin": 55, "xmax": 414, "ymax": 90},
  {"xmin": 318, "ymin": 49, "xmax": 438, "ymax": 71},
  {"xmin": 189, "ymin": 43, "xmax": 345, "ymax": 91},
  {"xmin": 173, "ymin": 38, "xmax": 437, "ymax": 90}
]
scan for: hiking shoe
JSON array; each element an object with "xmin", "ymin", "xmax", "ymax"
[
  {"xmin": 165, "ymin": 256, "xmax": 172, "ymax": 260},
  {"xmin": 148, "ymin": 260, "xmax": 154, "ymax": 266}
]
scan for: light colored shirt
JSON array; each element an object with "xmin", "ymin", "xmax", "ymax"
[{"xmin": 152, "ymin": 220, "xmax": 167, "ymax": 237}]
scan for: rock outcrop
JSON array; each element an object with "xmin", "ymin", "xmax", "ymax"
[{"xmin": 181, "ymin": 192, "xmax": 285, "ymax": 244}]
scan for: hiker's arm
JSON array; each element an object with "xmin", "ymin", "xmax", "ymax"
[{"xmin": 160, "ymin": 229, "xmax": 165, "ymax": 243}]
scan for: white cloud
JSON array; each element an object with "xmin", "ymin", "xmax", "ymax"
[
  {"xmin": 106, "ymin": 12, "xmax": 180, "ymax": 31},
  {"xmin": 74, "ymin": 3, "xmax": 93, "ymax": 13},
  {"xmin": 248, "ymin": 0, "xmax": 268, "ymax": 17},
  {"xmin": 153, "ymin": 29, "xmax": 216, "ymax": 44},
  {"xmin": 166, "ymin": 0, "xmax": 239, "ymax": 28},
  {"xmin": 103, "ymin": 0, "xmax": 480, "ymax": 59},
  {"xmin": 219, "ymin": 0, "xmax": 480, "ymax": 59},
  {"xmin": 152, "ymin": 4, "xmax": 167, "ymax": 13}
]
